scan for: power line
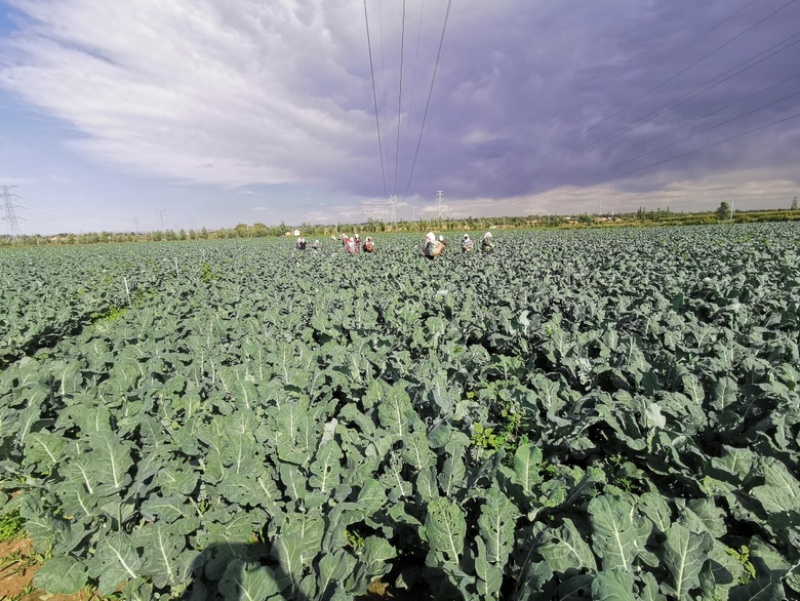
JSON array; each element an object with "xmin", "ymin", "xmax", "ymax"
[
  {"xmin": 400, "ymin": 0, "xmax": 427, "ymax": 187},
  {"xmin": 498, "ymin": 26, "xmax": 800, "ymax": 196},
  {"xmin": 569, "ymin": 87, "xmax": 800, "ymax": 186},
  {"xmin": 393, "ymin": 0, "xmax": 407, "ymax": 196},
  {"xmin": 593, "ymin": 0, "xmax": 761, "ymax": 114},
  {"xmin": 16, "ymin": 195, "xmax": 135, "ymax": 232},
  {"xmin": 595, "ymin": 109, "xmax": 800, "ymax": 182},
  {"xmin": 504, "ymin": 109, "xmax": 800, "ymax": 211},
  {"xmin": 402, "ymin": 0, "xmax": 453, "ymax": 200},
  {"xmin": 528, "ymin": 72, "xmax": 800, "ymax": 191},
  {"xmin": 496, "ymin": 0, "xmax": 761, "ymax": 185},
  {"xmin": 498, "ymin": 0, "xmax": 799, "ymax": 190},
  {"xmin": 388, "ymin": 194, "xmax": 397, "ymax": 229},
  {"xmin": 363, "ymin": 0, "xmax": 388, "ymax": 199},
  {"xmin": 586, "ymin": 71, "xmax": 800, "ymax": 170}
]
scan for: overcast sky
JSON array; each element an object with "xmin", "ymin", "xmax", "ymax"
[{"xmin": 1, "ymin": 0, "xmax": 799, "ymax": 234}]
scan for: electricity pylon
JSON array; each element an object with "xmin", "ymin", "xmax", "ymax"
[{"xmin": 2, "ymin": 186, "xmax": 23, "ymax": 238}]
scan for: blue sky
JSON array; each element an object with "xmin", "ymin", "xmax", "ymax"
[{"xmin": 1, "ymin": 0, "xmax": 799, "ymax": 235}]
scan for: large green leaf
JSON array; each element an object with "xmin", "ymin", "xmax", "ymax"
[
  {"xmin": 135, "ymin": 521, "xmax": 195, "ymax": 589},
  {"xmin": 376, "ymin": 384, "xmax": 414, "ymax": 441},
  {"xmin": 661, "ymin": 521, "xmax": 713, "ymax": 598},
  {"xmin": 477, "ymin": 486, "xmax": 518, "ymax": 566},
  {"xmin": 23, "ymin": 431, "xmax": 66, "ymax": 473},
  {"xmin": 751, "ymin": 457, "xmax": 800, "ymax": 513},
  {"xmin": 88, "ymin": 531, "xmax": 144, "ymax": 595},
  {"xmin": 309, "ymin": 441, "xmax": 343, "ymax": 494},
  {"xmin": 437, "ymin": 448, "xmax": 466, "ymax": 497},
  {"xmin": 219, "ymin": 559, "xmax": 283, "ymax": 601},
  {"xmin": 317, "ymin": 550, "xmax": 357, "ymax": 600},
  {"xmin": 591, "ymin": 567, "xmax": 635, "ymax": 601},
  {"xmin": 512, "ymin": 443, "xmax": 543, "ymax": 496},
  {"xmin": 728, "ymin": 570, "xmax": 786, "ymax": 601},
  {"xmin": 424, "ymin": 497, "xmax": 466, "ymax": 568},
  {"xmin": 536, "ymin": 517, "xmax": 596, "ymax": 574},
  {"xmin": 588, "ymin": 494, "xmax": 649, "ymax": 572},
  {"xmin": 475, "ymin": 537, "xmax": 503, "ymax": 599},
  {"xmin": 271, "ymin": 512, "xmax": 324, "ymax": 588},
  {"xmin": 84, "ymin": 431, "xmax": 134, "ymax": 495},
  {"xmin": 34, "ymin": 556, "xmax": 88, "ymax": 595},
  {"xmin": 637, "ymin": 491, "xmax": 672, "ymax": 533},
  {"xmin": 402, "ymin": 429, "xmax": 435, "ymax": 471}
]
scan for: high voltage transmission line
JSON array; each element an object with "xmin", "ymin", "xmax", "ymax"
[
  {"xmin": 402, "ymin": 0, "xmax": 452, "ymax": 202},
  {"xmin": 497, "ymin": 31, "xmax": 800, "ymax": 198},
  {"xmin": 501, "ymin": 109, "xmax": 800, "ymax": 212},
  {"xmin": 363, "ymin": 0, "xmax": 454, "ymax": 209},
  {"xmin": 363, "ymin": 0, "xmax": 388, "ymax": 199},
  {"xmin": 497, "ymin": 0, "xmax": 765, "ymax": 185},
  {"xmin": 497, "ymin": 0, "xmax": 800, "ymax": 199}
]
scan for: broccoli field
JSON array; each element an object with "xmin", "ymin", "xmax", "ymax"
[{"xmin": 1, "ymin": 223, "xmax": 800, "ymax": 600}]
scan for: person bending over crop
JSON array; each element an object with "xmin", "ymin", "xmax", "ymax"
[
  {"xmin": 422, "ymin": 231, "xmax": 445, "ymax": 259},
  {"xmin": 345, "ymin": 237, "xmax": 358, "ymax": 253},
  {"xmin": 363, "ymin": 236, "xmax": 375, "ymax": 252},
  {"xmin": 480, "ymin": 232, "xmax": 494, "ymax": 253},
  {"xmin": 461, "ymin": 234, "xmax": 473, "ymax": 253},
  {"xmin": 296, "ymin": 237, "xmax": 307, "ymax": 250}
]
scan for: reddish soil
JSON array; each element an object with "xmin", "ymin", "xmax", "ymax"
[{"xmin": 0, "ymin": 537, "xmax": 89, "ymax": 601}]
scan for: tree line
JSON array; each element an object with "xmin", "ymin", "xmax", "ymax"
[{"xmin": 2, "ymin": 206, "xmax": 800, "ymax": 247}]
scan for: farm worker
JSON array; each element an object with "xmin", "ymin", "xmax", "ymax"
[
  {"xmin": 363, "ymin": 236, "xmax": 375, "ymax": 252},
  {"xmin": 461, "ymin": 234, "xmax": 473, "ymax": 253},
  {"xmin": 438, "ymin": 235, "xmax": 447, "ymax": 250},
  {"xmin": 422, "ymin": 231, "xmax": 436, "ymax": 258},
  {"xmin": 296, "ymin": 237, "xmax": 307, "ymax": 250},
  {"xmin": 345, "ymin": 237, "xmax": 358, "ymax": 253},
  {"xmin": 354, "ymin": 233, "xmax": 362, "ymax": 252},
  {"xmin": 480, "ymin": 232, "xmax": 494, "ymax": 253},
  {"xmin": 311, "ymin": 239, "xmax": 321, "ymax": 250},
  {"xmin": 422, "ymin": 231, "xmax": 444, "ymax": 258}
]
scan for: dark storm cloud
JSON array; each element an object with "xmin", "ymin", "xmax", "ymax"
[{"xmin": 364, "ymin": 0, "xmax": 800, "ymax": 206}]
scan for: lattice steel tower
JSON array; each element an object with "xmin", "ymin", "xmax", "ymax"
[{"xmin": 2, "ymin": 186, "xmax": 23, "ymax": 238}]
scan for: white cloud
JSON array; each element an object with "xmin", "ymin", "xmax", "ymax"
[{"xmin": 0, "ymin": 0, "xmax": 374, "ymax": 187}]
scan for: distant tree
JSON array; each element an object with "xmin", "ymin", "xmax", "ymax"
[
  {"xmin": 716, "ymin": 201, "xmax": 730, "ymax": 221},
  {"xmin": 251, "ymin": 223, "xmax": 268, "ymax": 237},
  {"xmin": 792, "ymin": 196, "xmax": 798, "ymax": 210},
  {"xmin": 234, "ymin": 223, "xmax": 250, "ymax": 238}
]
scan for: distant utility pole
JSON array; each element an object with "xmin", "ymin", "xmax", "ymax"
[
  {"xmin": 436, "ymin": 190, "xmax": 444, "ymax": 220},
  {"xmin": 1, "ymin": 186, "xmax": 24, "ymax": 238},
  {"xmin": 388, "ymin": 195, "xmax": 397, "ymax": 230},
  {"xmin": 157, "ymin": 208, "xmax": 166, "ymax": 230}
]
